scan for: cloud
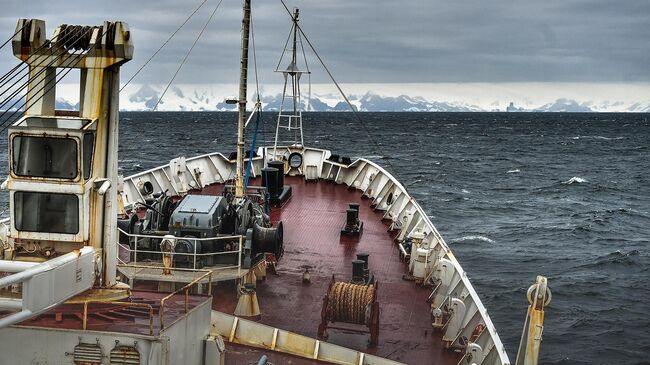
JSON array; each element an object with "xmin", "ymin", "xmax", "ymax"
[{"xmin": 1, "ymin": 0, "xmax": 648, "ymax": 84}]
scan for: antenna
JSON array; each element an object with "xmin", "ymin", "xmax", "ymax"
[{"xmin": 272, "ymin": 8, "xmax": 310, "ymax": 161}]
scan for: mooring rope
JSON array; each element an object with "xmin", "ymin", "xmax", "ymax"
[{"xmin": 327, "ymin": 282, "xmax": 374, "ymax": 325}]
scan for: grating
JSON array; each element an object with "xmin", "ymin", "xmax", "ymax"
[
  {"xmin": 73, "ymin": 342, "xmax": 102, "ymax": 364},
  {"xmin": 110, "ymin": 345, "xmax": 140, "ymax": 365}
]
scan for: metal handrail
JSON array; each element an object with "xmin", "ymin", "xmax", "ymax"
[
  {"xmin": 118, "ymin": 227, "xmax": 242, "ymax": 241},
  {"xmin": 118, "ymin": 242, "xmax": 240, "ymax": 257},
  {"xmin": 159, "ymin": 270, "xmax": 213, "ymax": 330},
  {"xmin": 82, "ymin": 300, "xmax": 154, "ymax": 336},
  {"xmin": 117, "ymin": 228, "xmax": 244, "ymax": 271},
  {"xmin": 116, "ymin": 263, "xmax": 214, "ymax": 274}
]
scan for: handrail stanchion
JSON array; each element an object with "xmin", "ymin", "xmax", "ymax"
[
  {"xmin": 82, "ymin": 301, "xmax": 88, "ymax": 330},
  {"xmin": 193, "ymin": 237, "xmax": 197, "ymax": 270},
  {"xmin": 133, "ymin": 235, "xmax": 138, "ymax": 265},
  {"xmin": 184, "ymin": 288, "xmax": 189, "ymax": 313},
  {"xmin": 238, "ymin": 235, "xmax": 243, "ymax": 278},
  {"xmin": 208, "ymin": 271, "xmax": 213, "ymax": 296}
]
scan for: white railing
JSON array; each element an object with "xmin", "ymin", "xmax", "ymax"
[{"xmin": 117, "ymin": 228, "xmax": 244, "ymax": 274}]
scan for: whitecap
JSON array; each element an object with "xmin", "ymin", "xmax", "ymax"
[
  {"xmin": 451, "ymin": 235, "xmax": 495, "ymax": 244},
  {"xmin": 507, "ymin": 169, "xmax": 520, "ymax": 174},
  {"xmin": 461, "ymin": 189, "xmax": 470, "ymax": 194},
  {"xmin": 562, "ymin": 176, "xmax": 587, "ymax": 184},
  {"xmin": 571, "ymin": 136, "xmax": 624, "ymax": 141}
]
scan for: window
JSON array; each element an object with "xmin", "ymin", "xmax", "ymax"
[
  {"xmin": 83, "ymin": 133, "xmax": 95, "ymax": 180},
  {"xmin": 14, "ymin": 192, "xmax": 79, "ymax": 234},
  {"xmin": 12, "ymin": 136, "xmax": 78, "ymax": 179}
]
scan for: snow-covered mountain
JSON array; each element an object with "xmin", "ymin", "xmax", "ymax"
[
  {"xmin": 114, "ymin": 84, "xmax": 650, "ymax": 112},
  {"xmin": 116, "ymin": 84, "xmax": 488, "ymax": 112},
  {"xmin": 5, "ymin": 83, "xmax": 649, "ymax": 112}
]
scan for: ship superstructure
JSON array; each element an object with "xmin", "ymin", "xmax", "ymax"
[{"xmin": 0, "ymin": 2, "xmax": 550, "ymax": 365}]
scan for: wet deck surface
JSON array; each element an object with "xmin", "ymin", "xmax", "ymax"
[{"xmin": 206, "ymin": 177, "xmax": 461, "ymax": 365}]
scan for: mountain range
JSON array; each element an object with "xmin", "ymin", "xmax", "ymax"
[
  {"xmin": 118, "ymin": 85, "xmax": 650, "ymax": 112},
  {"xmin": 2, "ymin": 84, "xmax": 650, "ymax": 113}
]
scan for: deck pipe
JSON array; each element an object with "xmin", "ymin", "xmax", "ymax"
[
  {"xmin": 0, "ymin": 247, "xmax": 94, "ymax": 289},
  {"xmin": 0, "ymin": 260, "xmax": 38, "ymax": 273}
]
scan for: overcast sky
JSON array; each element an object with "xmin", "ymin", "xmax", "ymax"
[{"xmin": 2, "ymin": 0, "xmax": 649, "ymax": 86}]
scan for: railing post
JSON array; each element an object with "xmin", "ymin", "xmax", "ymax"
[
  {"xmin": 82, "ymin": 301, "xmax": 88, "ymax": 330},
  {"xmin": 148, "ymin": 306, "xmax": 154, "ymax": 336},
  {"xmin": 159, "ymin": 299, "xmax": 165, "ymax": 331},
  {"xmin": 238, "ymin": 235, "xmax": 243, "ymax": 278},
  {"xmin": 193, "ymin": 237, "xmax": 197, "ymax": 270},
  {"xmin": 208, "ymin": 272, "xmax": 213, "ymax": 296},
  {"xmin": 184, "ymin": 288, "xmax": 189, "ymax": 313},
  {"xmin": 133, "ymin": 236, "xmax": 138, "ymax": 265}
]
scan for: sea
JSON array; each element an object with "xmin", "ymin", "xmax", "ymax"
[{"xmin": 3, "ymin": 111, "xmax": 650, "ymax": 364}]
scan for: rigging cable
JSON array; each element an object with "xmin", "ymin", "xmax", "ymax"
[
  {"xmin": 244, "ymin": 103, "xmax": 261, "ymax": 189},
  {"xmin": 244, "ymin": 10, "xmax": 262, "ymax": 189},
  {"xmin": 0, "ymin": 29, "xmax": 92, "ymax": 110},
  {"xmin": 0, "ymin": 26, "xmax": 90, "ymax": 113},
  {"xmin": 119, "ymin": 0, "xmax": 209, "ymax": 92},
  {"xmin": 0, "ymin": 21, "xmax": 35, "ymax": 84},
  {"xmin": 0, "ymin": 20, "xmax": 31, "ymax": 52},
  {"xmin": 0, "ymin": 23, "xmax": 86, "ymax": 86},
  {"xmin": 297, "ymin": 29, "xmax": 312, "ymax": 111},
  {"xmin": 0, "ymin": 27, "xmax": 111, "ymax": 132},
  {"xmin": 152, "ymin": 0, "xmax": 224, "ymax": 111},
  {"xmin": 0, "ymin": 25, "xmax": 85, "ymax": 100},
  {"xmin": 278, "ymin": 0, "xmax": 395, "ymax": 171}
]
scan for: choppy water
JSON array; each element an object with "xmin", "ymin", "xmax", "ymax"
[{"xmin": 3, "ymin": 111, "xmax": 650, "ymax": 364}]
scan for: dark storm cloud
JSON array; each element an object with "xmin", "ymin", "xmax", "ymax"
[{"xmin": 1, "ymin": 0, "xmax": 649, "ymax": 84}]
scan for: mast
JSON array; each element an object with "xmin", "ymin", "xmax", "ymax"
[
  {"xmin": 291, "ymin": 8, "xmax": 298, "ymax": 138},
  {"xmin": 272, "ymin": 8, "xmax": 309, "ymax": 160},
  {"xmin": 236, "ymin": 0, "xmax": 252, "ymax": 199}
]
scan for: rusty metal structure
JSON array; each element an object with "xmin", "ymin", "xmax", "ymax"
[{"xmin": 0, "ymin": 19, "xmax": 225, "ymax": 365}]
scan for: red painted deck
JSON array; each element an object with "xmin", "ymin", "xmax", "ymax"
[{"xmin": 205, "ymin": 177, "xmax": 461, "ymax": 365}]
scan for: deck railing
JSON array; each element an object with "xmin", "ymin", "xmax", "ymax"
[
  {"xmin": 82, "ymin": 300, "xmax": 155, "ymax": 335},
  {"xmin": 159, "ymin": 270, "xmax": 213, "ymax": 330},
  {"xmin": 117, "ymin": 228, "xmax": 244, "ymax": 274},
  {"xmin": 81, "ymin": 269, "xmax": 213, "ymax": 335}
]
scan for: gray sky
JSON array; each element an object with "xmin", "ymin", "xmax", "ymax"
[{"xmin": 1, "ymin": 0, "xmax": 649, "ymax": 86}]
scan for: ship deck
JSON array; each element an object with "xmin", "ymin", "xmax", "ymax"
[{"xmin": 201, "ymin": 176, "xmax": 461, "ymax": 365}]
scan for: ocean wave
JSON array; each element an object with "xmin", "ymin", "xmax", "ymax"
[
  {"xmin": 571, "ymin": 136, "xmax": 624, "ymax": 141},
  {"xmin": 581, "ymin": 250, "xmax": 641, "ymax": 268},
  {"xmin": 451, "ymin": 235, "xmax": 495, "ymax": 244},
  {"xmin": 562, "ymin": 176, "xmax": 587, "ymax": 185}
]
